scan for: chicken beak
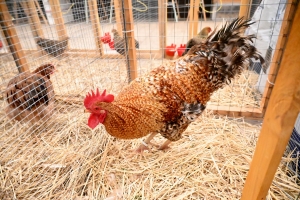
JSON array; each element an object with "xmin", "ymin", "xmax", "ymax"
[{"xmin": 84, "ymin": 109, "xmax": 90, "ymax": 113}]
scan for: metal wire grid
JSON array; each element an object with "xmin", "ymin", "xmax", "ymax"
[
  {"xmin": 0, "ymin": 0, "xmax": 298, "ymax": 199},
  {"xmin": 0, "ymin": 0, "xmax": 292, "ymax": 133}
]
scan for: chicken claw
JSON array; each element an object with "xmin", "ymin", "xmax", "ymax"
[{"xmin": 135, "ymin": 140, "xmax": 160, "ymax": 153}]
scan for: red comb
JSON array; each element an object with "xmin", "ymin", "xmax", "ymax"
[{"xmin": 84, "ymin": 88, "xmax": 114, "ymax": 108}]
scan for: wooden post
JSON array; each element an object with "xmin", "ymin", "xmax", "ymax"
[
  {"xmin": 88, "ymin": 0, "xmax": 104, "ymax": 56},
  {"xmin": 241, "ymin": 3, "xmax": 300, "ymax": 199},
  {"xmin": 188, "ymin": 0, "xmax": 195, "ymax": 39},
  {"xmin": 34, "ymin": 0, "xmax": 49, "ymax": 26},
  {"xmin": 260, "ymin": 0, "xmax": 294, "ymax": 113},
  {"xmin": 193, "ymin": 0, "xmax": 200, "ymax": 36},
  {"xmin": 158, "ymin": 0, "xmax": 167, "ymax": 57},
  {"xmin": 239, "ymin": 0, "xmax": 253, "ymax": 18},
  {"xmin": 113, "ymin": 0, "xmax": 123, "ymax": 34},
  {"xmin": 48, "ymin": 0, "xmax": 68, "ymax": 40},
  {"xmin": 0, "ymin": 1, "xmax": 29, "ymax": 73},
  {"xmin": 20, "ymin": 1, "xmax": 44, "ymax": 38},
  {"xmin": 122, "ymin": 0, "xmax": 137, "ymax": 81}
]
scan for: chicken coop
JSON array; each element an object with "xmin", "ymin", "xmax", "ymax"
[{"xmin": 0, "ymin": 0, "xmax": 299, "ymax": 199}]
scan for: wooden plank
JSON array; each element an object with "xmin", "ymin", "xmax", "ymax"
[
  {"xmin": 34, "ymin": 0, "xmax": 49, "ymax": 26},
  {"xmin": 260, "ymin": 0, "xmax": 294, "ymax": 113},
  {"xmin": 22, "ymin": 49, "xmax": 162, "ymax": 59},
  {"xmin": 122, "ymin": 0, "xmax": 138, "ymax": 81},
  {"xmin": 241, "ymin": 3, "xmax": 300, "ymax": 199},
  {"xmin": 20, "ymin": 1, "xmax": 44, "ymax": 38},
  {"xmin": 188, "ymin": 0, "xmax": 195, "ymax": 39},
  {"xmin": 0, "ymin": 1, "xmax": 29, "ymax": 73},
  {"xmin": 207, "ymin": 105, "xmax": 263, "ymax": 119},
  {"xmin": 200, "ymin": 0, "xmax": 206, "ymax": 21},
  {"xmin": 48, "ymin": 0, "xmax": 68, "ymax": 40},
  {"xmin": 158, "ymin": 0, "xmax": 167, "ymax": 57},
  {"xmin": 238, "ymin": 0, "xmax": 252, "ymax": 18},
  {"xmin": 113, "ymin": 0, "xmax": 123, "ymax": 34},
  {"xmin": 193, "ymin": 0, "xmax": 200, "ymax": 36},
  {"xmin": 87, "ymin": 0, "xmax": 104, "ymax": 56}
]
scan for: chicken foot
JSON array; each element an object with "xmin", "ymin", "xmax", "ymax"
[
  {"xmin": 135, "ymin": 133, "xmax": 172, "ymax": 153},
  {"xmin": 135, "ymin": 132, "xmax": 159, "ymax": 153}
]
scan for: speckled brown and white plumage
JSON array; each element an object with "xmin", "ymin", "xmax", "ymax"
[
  {"xmin": 5, "ymin": 64, "xmax": 56, "ymax": 124},
  {"xmin": 36, "ymin": 36, "xmax": 69, "ymax": 57},
  {"xmin": 182, "ymin": 26, "xmax": 212, "ymax": 56},
  {"xmin": 90, "ymin": 18, "xmax": 265, "ymax": 143}
]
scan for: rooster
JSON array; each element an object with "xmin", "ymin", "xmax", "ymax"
[
  {"xmin": 36, "ymin": 36, "xmax": 69, "ymax": 58},
  {"xmin": 182, "ymin": 26, "xmax": 212, "ymax": 56},
  {"xmin": 84, "ymin": 18, "xmax": 265, "ymax": 153},
  {"xmin": 5, "ymin": 64, "xmax": 56, "ymax": 124},
  {"xmin": 112, "ymin": 29, "xmax": 139, "ymax": 56}
]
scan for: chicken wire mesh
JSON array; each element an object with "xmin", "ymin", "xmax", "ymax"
[{"xmin": 0, "ymin": 0, "xmax": 299, "ymax": 199}]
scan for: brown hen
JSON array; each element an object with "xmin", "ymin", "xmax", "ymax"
[
  {"xmin": 5, "ymin": 64, "xmax": 56, "ymax": 124},
  {"xmin": 84, "ymin": 18, "xmax": 266, "ymax": 152}
]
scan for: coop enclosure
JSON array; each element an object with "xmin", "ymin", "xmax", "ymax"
[{"xmin": 0, "ymin": 0, "xmax": 299, "ymax": 199}]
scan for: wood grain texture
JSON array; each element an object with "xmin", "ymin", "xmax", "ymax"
[
  {"xmin": 238, "ymin": 0, "xmax": 252, "ymax": 18},
  {"xmin": 241, "ymin": 2, "xmax": 300, "ymax": 199},
  {"xmin": 88, "ymin": 0, "xmax": 104, "ymax": 56},
  {"xmin": 0, "ymin": 1, "xmax": 29, "ymax": 73},
  {"xmin": 260, "ymin": 0, "xmax": 294, "ymax": 113},
  {"xmin": 21, "ymin": 1, "xmax": 44, "ymax": 38},
  {"xmin": 158, "ymin": 0, "xmax": 167, "ymax": 57},
  {"xmin": 123, "ymin": 0, "xmax": 138, "ymax": 81},
  {"xmin": 113, "ymin": 0, "xmax": 123, "ymax": 34},
  {"xmin": 48, "ymin": 0, "xmax": 68, "ymax": 42}
]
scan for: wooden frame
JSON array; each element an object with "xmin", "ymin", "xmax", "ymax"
[
  {"xmin": 260, "ymin": 0, "xmax": 295, "ymax": 114},
  {"xmin": 158, "ymin": 0, "xmax": 167, "ymax": 57},
  {"xmin": 188, "ymin": 0, "xmax": 201, "ymax": 39},
  {"xmin": 0, "ymin": 0, "xmax": 299, "ymax": 198},
  {"xmin": 122, "ymin": 0, "xmax": 138, "ymax": 81},
  {"xmin": 0, "ymin": 0, "xmax": 296, "ymax": 121},
  {"xmin": 0, "ymin": 1, "xmax": 29, "ymax": 73},
  {"xmin": 20, "ymin": 1, "xmax": 44, "ymax": 38},
  {"xmin": 238, "ymin": 0, "xmax": 253, "ymax": 18},
  {"xmin": 88, "ymin": 0, "xmax": 104, "ymax": 56},
  {"xmin": 242, "ymin": 2, "xmax": 300, "ymax": 199},
  {"xmin": 48, "ymin": 0, "xmax": 68, "ymax": 41}
]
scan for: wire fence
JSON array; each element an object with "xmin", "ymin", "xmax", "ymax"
[{"xmin": 0, "ymin": 0, "xmax": 298, "ymax": 199}]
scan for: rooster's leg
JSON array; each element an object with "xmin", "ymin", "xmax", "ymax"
[
  {"xmin": 158, "ymin": 139, "xmax": 172, "ymax": 150},
  {"xmin": 135, "ymin": 133, "xmax": 159, "ymax": 153}
]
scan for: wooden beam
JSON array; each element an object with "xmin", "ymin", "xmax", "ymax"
[
  {"xmin": 113, "ymin": 0, "xmax": 123, "ymax": 34},
  {"xmin": 122, "ymin": 0, "xmax": 138, "ymax": 81},
  {"xmin": 188, "ymin": 0, "xmax": 195, "ymax": 39},
  {"xmin": 207, "ymin": 105, "xmax": 263, "ymax": 119},
  {"xmin": 260, "ymin": 0, "xmax": 294, "ymax": 114},
  {"xmin": 22, "ymin": 49, "xmax": 162, "ymax": 59},
  {"xmin": 158, "ymin": 0, "xmax": 167, "ymax": 57},
  {"xmin": 88, "ymin": 0, "xmax": 104, "ymax": 56},
  {"xmin": 241, "ymin": 2, "xmax": 300, "ymax": 199},
  {"xmin": 20, "ymin": 1, "xmax": 44, "ymax": 38},
  {"xmin": 34, "ymin": 0, "xmax": 49, "ymax": 26},
  {"xmin": 238, "ymin": 0, "xmax": 253, "ymax": 19},
  {"xmin": 0, "ymin": 1, "xmax": 29, "ymax": 73},
  {"xmin": 200, "ymin": 0, "xmax": 206, "ymax": 21},
  {"xmin": 193, "ymin": 0, "xmax": 200, "ymax": 36},
  {"xmin": 48, "ymin": 0, "xmax": 68, "ymax": 40}
]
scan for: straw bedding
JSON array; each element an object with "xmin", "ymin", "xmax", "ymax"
[{"xmin": 0, "ymin": 55, "xmax": 299, "ymax": 199}]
